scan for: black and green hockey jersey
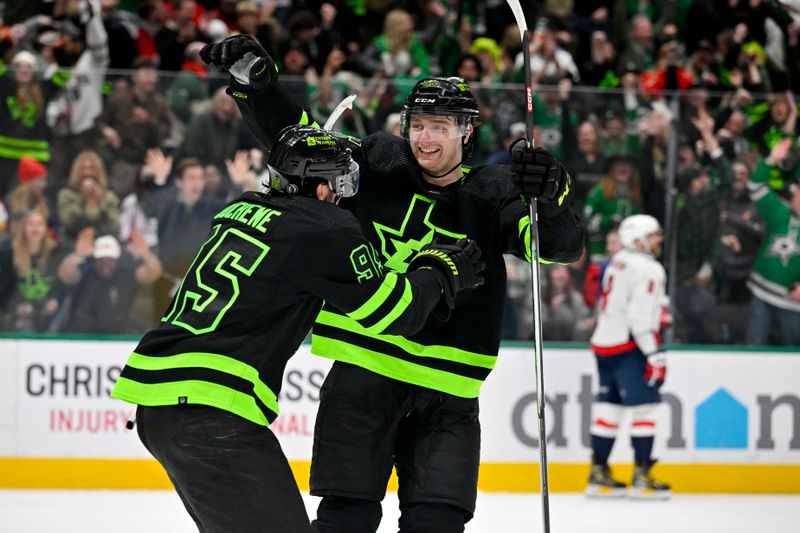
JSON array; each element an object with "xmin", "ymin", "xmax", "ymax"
[
  {"xmin": 232, "ymin": 82, "xmax": 584, "ymax": 398},
  {"xmin": 112, "ymin": 191, "xmax": 448, "ymax": 426}
]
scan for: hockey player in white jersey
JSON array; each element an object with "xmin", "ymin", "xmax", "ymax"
[{"xmin": 586, "ymin": 214, "xmax": 671, "ymax": 499}]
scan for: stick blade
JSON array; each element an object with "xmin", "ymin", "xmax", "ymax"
[
  {"xmin": 506, "ymin": 0, "xmax": 529, "ymax": 40},
  {"xmin": 323, "ymin": 94, "xmax": 357, "ymax": 130}
]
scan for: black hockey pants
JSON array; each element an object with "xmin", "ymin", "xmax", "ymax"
[
  {"xmin": 310, "ymin": 362, "xmax": 481, "ymax": 533},
  {"xmin": 136, "ymin": 404, "xmax": 312, "ymax": 533}
]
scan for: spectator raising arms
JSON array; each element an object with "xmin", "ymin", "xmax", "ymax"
[
  {"xmin": 45, "ymin": 0, "xmax": 109, "ymax": 188},
  {"xmin": 96, "ymin": 57, "xmax": 172, "ymax": 198},
  {"xmin": 58, "ymin": 230, "xmax": 162, "ymax": 334},
  {"xmin": 745, "ymin": 139, "xmax": 800, "ymax": 345},
  {"xmin": 673, "ymin": 110, "xmax": 734, "ymax": 344},
  {"xmin": 141, "ymin": 158, "xmax": 225, "ymax": 319}
]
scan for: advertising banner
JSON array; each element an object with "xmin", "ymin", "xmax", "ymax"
[{"xmin": 2, "ymin": 339, "xmax": 799, "ymax": 472}]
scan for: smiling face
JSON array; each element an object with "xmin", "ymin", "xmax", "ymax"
[
  {"xmin": 177, "ymin": 164, "xmax": 206, "ymax": 206},
  {"xmin": 13, "ymin": 61, "xmax": 35, "ymax": 84},
  {"xmin": 78, "ymin": 156, "xmax": 100, "ymax": 180},
  {"xmin": 23, "ymin": 210, "xmax": 48, "ymax": 247},
  {"xmin": 408, "ymin": 114, "xmax": 470, "ymax": 185}
]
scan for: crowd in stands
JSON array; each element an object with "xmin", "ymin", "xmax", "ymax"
[{"xmin": 0, "ymin": 0, "xmax": 798, "ymax": 346}]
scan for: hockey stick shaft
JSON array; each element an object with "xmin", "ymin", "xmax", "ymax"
[{"xmin": 507, "ymin": 1, "xmax": 551, "ymax": 531}]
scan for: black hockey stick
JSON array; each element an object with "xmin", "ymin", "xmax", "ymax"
[{"xmin": 506, "ymin": 1, "xmax": 551, "ymax": 531}]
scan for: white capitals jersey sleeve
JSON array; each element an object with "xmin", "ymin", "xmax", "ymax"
[{"xmin": 590, "ymin": 249, "xmax": 667, "ymax": 356}]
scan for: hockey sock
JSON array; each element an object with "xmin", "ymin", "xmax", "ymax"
[
  {"xmin": 398, "ymin": 502, "xmax": 468, "ymax": 533},
  {"xmin": 630, "ymin": 403, "xmax": 658, "ymax": 465},
  {"xmin": 313, "ymin": 496, "xmax": 382, "ymax": 533},
  {"xmin": 590, "ymin": 403, "xmax": 623, "ymax": 465},
  {"xmin": 591, "ymin": 435, "xmax": 616, "ymax": 465},
  {"xmin": 632, "ymin": 436, "xmax": 654, "ymax": 466}
]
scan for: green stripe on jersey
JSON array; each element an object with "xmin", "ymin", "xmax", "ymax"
[
  {"xmin": 312, "ymin": 336, "xmax": 485, "ymax": 398},
  {"xmin": 518, "ymin": 216, "xmax": 532, "ymax": 262},
  {"xmin": 315, "ymin": 310, "xmax": 497, "ymax": 370},
  {"xmin": 347, "ymin": 272, "xmax": 398, "ymax": 321},
  {"xmin": 518, "ymin": 215, "xmax": 560, "ymax": 265},
  {"xmin": 347, "ymin": 274, "xmax": 415, "ymax": 335},
  {"xmin": 118, "ymin": 352, "xmax": 279, "ymax": 418},
  {"xmin": 112, "ymin": 377, "xmax": 271, "ymax": 426},
  {"xmin": 365, "ymin": 277, "xmax": 413, "ymax": 334}
]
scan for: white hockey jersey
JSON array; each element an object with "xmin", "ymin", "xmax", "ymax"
[
  {"xmin": 590, "ymin": 249, "xmax": 667, "ymax": 356},
  {"xmin": 45, "ymin": 3, "xmax": 108, "ymax": 136}
]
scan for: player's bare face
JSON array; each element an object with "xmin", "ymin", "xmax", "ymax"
[
  {"xmin": 408, "ymin": 115, "xmax": 465, "ymax": 184},
  {"xmin": 647, "ymin": 232, "xmax": 663, "ymax": 257}
]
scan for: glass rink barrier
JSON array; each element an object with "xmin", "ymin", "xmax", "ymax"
[{"xmin": 1, "ymin": 66, "xmax": 797, "ymax": 347}]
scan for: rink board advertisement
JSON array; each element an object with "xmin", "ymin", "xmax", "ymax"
[{"xmin": 0, "ymin": 337, "xmax": 798, "ymax": 492}]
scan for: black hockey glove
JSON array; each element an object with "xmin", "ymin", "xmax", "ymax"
[
  {"xmin": 408, "ymin": 238, "xmax": 485, "ymax": 309},
  {"xmin": 199, "ymin": 35, "xmax": 277, "ymax": 93},
  {"xmin": 510, "ymin": 139, "xmax": 572, "ymax": 218}
]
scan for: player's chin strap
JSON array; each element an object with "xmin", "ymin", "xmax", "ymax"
[
  {"xmin": 637, "ymin": 236, "xmax": 655, "ymax": 256},
  {"xmin": 423, "ymin": 160, "xmax": 463, "ymax": 180},
  {"xmin": 420, "ymin": 137, "xmax": 468, "ymax": 180}
]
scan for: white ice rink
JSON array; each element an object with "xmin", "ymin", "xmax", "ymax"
[{"xmin": 1, "ymin": 490, "xmax": 798, "ymax": 533}]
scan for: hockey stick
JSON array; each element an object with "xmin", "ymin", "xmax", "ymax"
[
  {"xmin": 506, "ymin": 1, "xmax": 551, "ymax": 531},
  {"xmin": 323, "ymin": 94, "xmax": 357, "ymax": 130}
]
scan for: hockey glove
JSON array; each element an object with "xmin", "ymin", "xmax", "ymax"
[
  {"xmin": 643, "ymin": 352, "xmax": 667, "ymax": 388},
  {"xmin": 409, "ymin": 238, "xmax": 485, "ymax": 309},
  {"xmin": 659, "ymin": 303, "xmax": 673, "ymax": 332},
  {"xmin": 200, "ymin": 35, "xmax": 277, "ymax": 93},
  {"xmin": 510, "ymin": 139, "xmax": 572, "ymax": 218}
]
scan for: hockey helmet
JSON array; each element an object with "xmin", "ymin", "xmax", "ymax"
[
  {"xmin": 400, "ymin": 77, "xmax": 480, "ymax": 158},
  {"xmin": 618, "ymin": 214, "xmax": 662, "ymax": 254},
  {"xmin": 262, "ymin": 125, "xmax": 359, "ymax": 198}
]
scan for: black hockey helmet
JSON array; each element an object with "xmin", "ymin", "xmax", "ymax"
[
  {"xmin": 400, "ymin": 76, "xmax": 480, "ymax": 159},
  {"xmin": 262, "ymin": 125, "xmax": 359, "ymax": 198}
]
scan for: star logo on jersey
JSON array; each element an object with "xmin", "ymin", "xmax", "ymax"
[
  {"xmin": 373, "ymin": 194, "xmax": 466, "ymax": 272},
  {"xmin": 765, "ymin": 226, "xmax": 800, "ymax": 267}
]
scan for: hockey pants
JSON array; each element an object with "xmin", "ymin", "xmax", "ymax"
[
  {"xmin": 136, "ymin": 404, "xmax": 312, "ymax": 533},
  {"xmin": 310, "ymin": 362, "xmax": 480, "ymax": 533}
]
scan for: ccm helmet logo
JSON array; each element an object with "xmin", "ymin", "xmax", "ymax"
[{"xmin": 414, "ymin": 98, "xmax": 436, "ymax": 103}]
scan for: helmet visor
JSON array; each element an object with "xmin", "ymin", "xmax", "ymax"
[
  {"xmin": 330, "ymin": 159, "xmax": 360, "ymax": 198},
  {"xmin": 403, "ymin": 112, "xmax": 470, "ymax": 141},
  {"xmin": 263, "ymin": 159, "xmax": 360, "ymax": 198}
]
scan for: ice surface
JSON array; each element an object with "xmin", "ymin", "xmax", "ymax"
[{"xmin": 0, "ymin": 490, "xmax": 797, "ymax": 532}]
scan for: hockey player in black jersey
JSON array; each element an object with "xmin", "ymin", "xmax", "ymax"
[
  {"xmin": 111, "ymin": 125, "xmax": 486, "ymax": 533},
  {"xmin": 201, "ymin": 34, "xmax": 584, "ymax": 533}
]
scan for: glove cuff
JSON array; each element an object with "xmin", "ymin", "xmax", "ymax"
[
  {"xmin": 409, "ymin": 253, "xmax": 457, "ymax": 309},
  {"xmin": 249, "ymin": 56, "xmax": 277, "ymax": 93}
]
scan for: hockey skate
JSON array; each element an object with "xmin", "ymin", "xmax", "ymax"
[
  {"xmin": 584, "ymin": 464, "xmax": 627, "ymax": 498},
  {"xmin": 629, "ymin": 460, "xmax": 671, "ymax": 500}
]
